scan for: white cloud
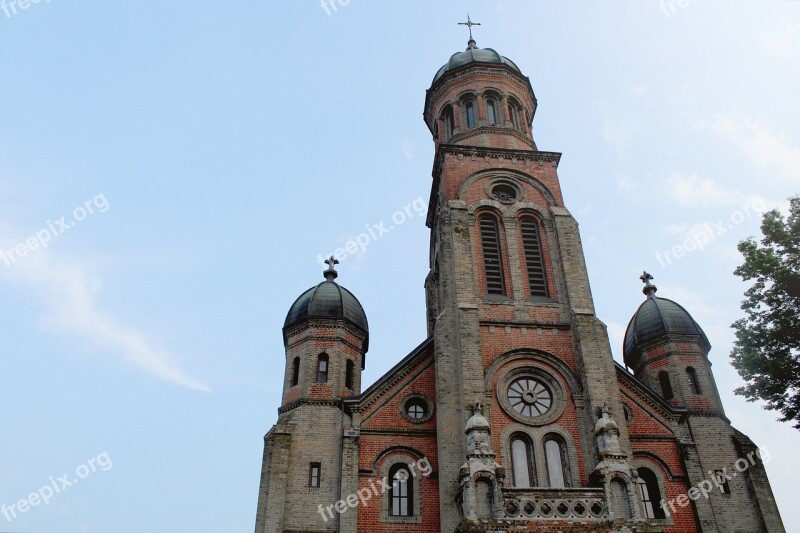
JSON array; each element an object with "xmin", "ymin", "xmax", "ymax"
[
  {"xmin": 0, "ymin": 228, "xmax": 210, "ymax": 392},
  {"xmin": 661, "ymin": 172, "xmax": 768, "ymax": 209},
  {"xmin": 698, "ymin": 116, "xmax": 800, "ymax": 185}
]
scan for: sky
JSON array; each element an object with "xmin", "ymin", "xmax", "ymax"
[{"xmin": 0, "ymin": 1, "xmax": 798, "ymax": 532}]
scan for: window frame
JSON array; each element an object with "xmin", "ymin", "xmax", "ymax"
[
  {"xmin": 510, "ymin": 433, "xmax": 535, "ymax": 488},
  {"xmin": 465, "ymin": 101, "xmax": 476, "ymax": 128},
  {"xmin": 486, "ymin": 99, "xmax": 497, "ymax": 125},
  {"xmin": 686, "ymin": 367, "xmax": 702, "ymax": 395},
  {"xmin": 478, "ymin": 213, "xmax": 507, "ymax": 297},
  {"xmin": 658, "ymin": 371, "xmax": 674, "ymax": 400},
  {"xmin": 345, "ymin": 359, "xmax": 355, "ymax": 390},
  {"xmin": 544, "ymin": 436, "xmax": 570, "ymax": 488},
  {"xmin": 519, "ymin": 215, "xmax": 549, "ymax": 298},
  {"xmin": 309, "ymin": 462, "xmax": 321, "ymax": 488},
  {"xmin": 316, "ymin": 353, "xmax": 329, "ymax": 383},
  {"xmin": 636, "ymin": 468, "xmax": 666, "ymax": 519},
  {"xmin": 389, "ymin": 464, "xmax": 413, "ymax": 517},
  {"xmin": 290, "ymin": 357, "xmax": 300, "ymax": 387}
]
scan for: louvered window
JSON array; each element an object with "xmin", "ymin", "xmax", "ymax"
[
  {"xmin": 520, "ymin": 217, "xmax": 548, "ymax": 297},
  {"xmin": 479, "ymin": 215, "xmax": 506, "ymax": 295}
]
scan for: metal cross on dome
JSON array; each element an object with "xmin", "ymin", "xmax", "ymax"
[
  {"xmin": 324, "ymin": 256, "xmax": 339, "ymax": 280},
  {"xmin": 640, "ymin": 270, "xmax": 657, "ymax": 296},
  {"xmin": 458, "ymin": 13, "xmax": 481, "ymax": 41}
]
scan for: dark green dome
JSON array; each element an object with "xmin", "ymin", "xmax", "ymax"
[
  {"xmin": 432, "ymin": 40, "xmax": 522, "ymax": 84},
  {"xmin": 623, "ymin": 292, "xmax": 710, "ymax": 364},
  {"xmin": 283, "ymin": 265, "xmax": 368, "ymax": 350}
]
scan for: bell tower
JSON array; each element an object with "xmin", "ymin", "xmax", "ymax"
[{"xmin": 423, "ymin": 32, "xmax": 641, "ymax": 531}]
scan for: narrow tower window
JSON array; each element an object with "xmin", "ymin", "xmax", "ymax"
[
  {"xmin": 316, "ymin": 353, "xmax": 329, "ymax": 383},
  {"xmin": 636, "ymin": 468, "xmax": 665, "ymax": 519},
  {"xmin": 510, "ymin": 434, "xmax": 535, "ymax": 487},
  {"xmin": 291, "ymin": 357, "xmax": 300, "ymax": 387},
  {"xmin": 309, "ymin": 463, "xmax": 321, "ymax": 488},
  {"xmin": 520, "ymin": 216, "xmax": 548, "ymax": 298},
  {"xmin": 345, "ymin": 359, "xmax": 355, "ymax": 390},
  {"xmin": 442, "ymin": 106, "xmax": 455, "ymax": 139},
  {"xmin": 487, "ymin": 99, "xmax": 497, "ymax": 125},
  {"xmin": 479, "ymin": 214, "xmax": 506, "ymax": 296},
  {"xmin": 389, "ymin": 464, "xmax": 413, "ymax": 516},
  {"xmin": 658, "ymin": 371, "xmax": 673, "ymax": 400},
  {"xmin": 687, "ymin": 367, "xmax": 702, "ymax": 394},
  {"xmin": 544, "ymin": 437, "xmax": 569, "ymax": 488},
  {"xmin": 466, "ymin": 102, "xmax": 476, "ymax": 128},
  {"xmin": 509, "ymin": 102, "xmax": 522, "ymax": 131}
]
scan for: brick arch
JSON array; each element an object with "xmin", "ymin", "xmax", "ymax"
[
  {"xmin": 484, "ymin": 349, "xmax": 583, "ymax": 396},
  {"xmin": 632, "ymin": 451, "xmax": 680, "ymax": 481},
  {"xmin": 458, "ymin": 169, "xmax": 557, "ymax": 207},
  {"xmin": 371, "ymin": 445, "xmax": 428, "ymax": 473}
]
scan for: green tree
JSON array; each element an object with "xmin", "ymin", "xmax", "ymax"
[{"xmin": 731, "ymin": 196, "xmax": 800, "ymax": 428}]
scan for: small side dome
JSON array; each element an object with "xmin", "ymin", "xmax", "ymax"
[
  {"xmin": 283, "ymin": 259, "xmax": 369, "ymax": 351},
  {"xmin": 623, "ymin": 272, "xmax": 710, "ymax": 365},
  {"xmin": 432, "ymin": 40, "xmax": 522, "ymax": 85}
]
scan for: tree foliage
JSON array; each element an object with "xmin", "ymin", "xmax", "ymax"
[{"xmin": 731, "ymin": 196, "xmax": 800, "ymax": 428}]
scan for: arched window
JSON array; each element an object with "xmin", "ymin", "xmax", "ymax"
[
  {"xmin": 658, "ymin": 371, "xmax": 673, "ymax": 400},
  {"xmin": 544, "ymin": 436, "xmax": 569, "ymax": 488},
  {"xmin": 478, "ymin": 214, "xmax": 506, "ymax": 296},
  {"xmin": 510, "ymin": 434, "xmax": 535, "ymax": 487},
  {"xmin": 442, "ymin": 106, "xmax": 455, "ymax": 139},
  {"xmin": 486, "ymin": 99, "xmax": 497, "ymax": 125},
  {"xmin": 291, "ymin": 357, "xmax": 300, "ymax": 387},
  {"xmin": 519, "ymin": 216, "xmax": 548, "ymax": 298},
  {"xmin": 637, "ymin": 468, "xmax": 666, "ymax": 519},
  {"xmin": 345, "ymin": 359, "xmax": 355, "ymax": 390},
  {"xmin": 465, "ymin": 101, "xmax": 476, "ymax": 128},
  {"xmin": 316, "ymin": 353, "xmax": 329, "ymax": 383},
  {"xmin": 389, "ymin": 464, "xmax": 412, "ymax": 516},
  {"xmin": 687, "ymin": 367, "xmax": 702, "ymax": 394},
  {"xmin": 508, "ymin": 99, "xmax": 523, "ymax": 131}
]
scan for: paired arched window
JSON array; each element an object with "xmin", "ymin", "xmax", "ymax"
[
  {"xmin": 519, "ymin": 216, "xmax": 548, "ymax": 298},
  {"xmin": 290, "ymin": 357, "xmax": 300, "ymax": 387},
  {"xmin": 465, "ymin": 101, "xmax": 476, "ymax": 128},
  {"xmin": 508, "ymin": 99, "xmax": 523, "ymax": 131},
  {"xmin": 486, "ymin": 98, "xmax": 498, "ymax": 125},
  {"xmin": 316, "ymin": 353, "xmax": 329, "ymax": 383},
  {"xmin": 389, "ymin": 464, "xmax": 412, "ymax": 516},
  {"xmin": 510, "ymin": 434, "xmax": 535, "ymax": 487},
  {"xmin": 637, "ymin": 468, "xmax": 666, "ymax": 519},
  {"xmin": 442, "ymin": 106, "xmax": 455, "ymax": 139},
  {"xmin": 658, "ymin": 371, "xmax": 674, "ymax": 400},
  {"xmin": 687, "ymin": 367, "xmax": 702, "ymax": 394},
  {"xmin": 345, "ymin": 359, "xmax": 355, "ymax": 390},
  {"xmin": 478, "ymin": 214, "xmax": 506, "ymax": 296},
  {"xmin": 544, "ymin": 436, "xmax": 569, "ymax": 488}
]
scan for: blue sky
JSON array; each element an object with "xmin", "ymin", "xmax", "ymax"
[{"xmin": 1, "ymin": 1, "xmax": 798, "ymax": 531}]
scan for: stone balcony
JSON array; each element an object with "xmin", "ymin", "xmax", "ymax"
[{"xmin": 501, "ymin": 487, "xmax": 608, "ymax": 521}]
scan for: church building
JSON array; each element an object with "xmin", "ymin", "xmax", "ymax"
[{"xmin": 254, "ymin": 32, "xmax": 785, "ymax": 533}]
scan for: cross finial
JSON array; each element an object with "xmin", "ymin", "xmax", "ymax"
[
  {"xmin": 458, "ymin": 13, "xmax": 481, "ymax": 45},
  {"xmin": 324, "ymin": 256, "xmax": 339, "ymax": 281},
  {"xmin": 640, "ymin": 270, "xmax": 657, "ymax": 297}
]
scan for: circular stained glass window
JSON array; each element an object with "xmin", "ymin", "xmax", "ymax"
[{"xmin": 507, "ymin": 378, "xmax": 553, "ymax": 417}]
